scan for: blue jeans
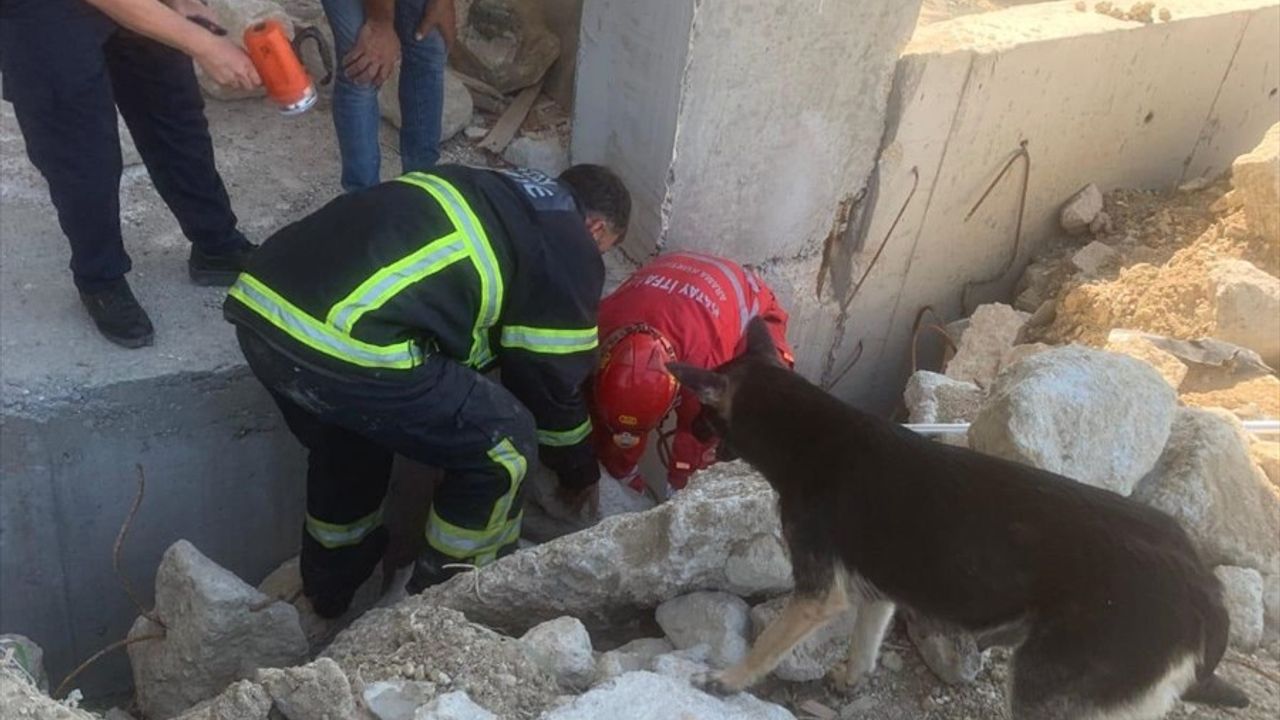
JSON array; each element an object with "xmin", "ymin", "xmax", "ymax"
[{"xmin": 321, "ymin": 0, "xmax": 446, "ymax": 192}]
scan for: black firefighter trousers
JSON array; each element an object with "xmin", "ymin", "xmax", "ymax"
[{"xmin": 237, "ymin": 328, "xmax": 534, "ymax": 617}]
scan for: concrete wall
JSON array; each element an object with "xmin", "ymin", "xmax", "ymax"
[{"xmin": 830, "ymin": 0, "xmax": 1280, "ymax": 411}]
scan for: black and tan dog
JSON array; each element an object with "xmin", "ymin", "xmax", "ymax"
[{"xmin": 669, "ymin": 318, "xmax": 1248, "ymax": 719}]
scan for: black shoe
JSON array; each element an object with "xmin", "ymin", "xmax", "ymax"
[
  {"xmin": 406, "ymin": 549, "xmax": 467, "ymax": 594},
  {"xmin": 78, "ymin": 279, "xmax": 155, "ymax": 349},
  {"xmin": 189, "ymin": 239, "xmax": 256, "ymax": 287}
]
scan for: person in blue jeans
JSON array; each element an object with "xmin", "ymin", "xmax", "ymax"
[{"xmin": 322, "ymin": 0, "xmax": 455, "ymax": 192}]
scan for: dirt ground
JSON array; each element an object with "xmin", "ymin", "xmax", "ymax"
[{"xmin": 755, "ymin": 623, "xmax": 1280, "ymax": 720}]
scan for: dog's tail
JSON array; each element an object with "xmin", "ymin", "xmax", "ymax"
[{"xmin": 1182, "ymin": 575, "xmax": 1249, "ymax": 708}]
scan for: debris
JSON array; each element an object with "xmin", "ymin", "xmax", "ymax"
[
  {"xmin": 172, "ymin": 680, "xmax": 272, "ymax": 720},
  {"xmin": 904, "ymin": 371, "xmax": 983, "ymax": 425},
  {"xmin": 0, "ymin": 663, "xmax": 96, "ymax": 720},
  {"xmin": 969, "ymin": 345, "xmax": 1177, "ymax": 496},
  {"xmin": 451, "ymin": 0, "xmax": 561, "ymax": 94},
  {"xmin": 381, "ymin": 70, "xmax": 474, "ymax": 143},
  {"xmin": 543, "ymin": 671, "xmax": 796, "ymax": 720},
  {"xmin": 1215, "ymin": 567, "xmax": 1265, "ymax": 651},
  {"xmin": 519, "ymin": 617, "xmax": 596, "ymax": 690},
  {"xmin": 750, "ymin": 596, "xmax": 856, "ymax": 682},
  {"xmin": 1, "ymin": 634, "xmax": 47, "ymax": 692},
  {"xmin": 1181, "ymin": 375, "xmax": 1280, "ymax": 421},
  {"xmin": 593, "ymin": 638, "xmax": 675, "ymax": 684},
  {"xmin": 464, "ymin": 126, "xmax": 489, "ymax": 140},
  {"xmin": 1071, "ymin": 241, "xmax": 1120, "ymax": 277},
  {"xmin": 1104, "ymin": 329, "xmax": 1188, "ymax": 389},
  {"xmin": 417, "ymin": 691, "xmax": 498, "ymax": 720},
  {"xmin": 905, "ymin": 614, "xmax": 984, "ymax": 685},
  {"xmin": 656, "ymin": 591, "xmax": 752, "ymax": 669},
  {"xmin": 1252, "ymin": 441, "xmax": 1280, "ymax": 489},
  {"xmin": 723, "ymin": 534, "xmax": 793, "ymax": 597},
  {"xmin": 419, "ymin": 464, "xmax": 788, "ymax": 637},
  {"xmin": 127, "ymin": 540, "xmax": 308, "ymax": 720},
  {"xmin": 323, "ymin": 604, "xmax": 558, "ymax": 720},
  {"xmin": 363, "ymin": 680, "xmax": 439, "ymax": 720},
  {"xmin": 1132, "ymin": 408, "xmax": 1280, "ymax": 575},
  {"xmin": 798, "ymin": 699, "xmax": 839, "ymax": 720},
  {"xmin": 1232, "ymin": 123, "xmax": 1279, "ymax": 240},
  {"xmin": 650, "ymin": 646, "xmax": 714, "ymax": 683},
  {"xmin": 255, "ymin": 658, "xmax": 355, "ymax": 720},
  {"xmin": 1060, "ymin": 183, "xmax": 1103, "ymax": 236},
  {"xmin": 944, "ymin": 304, "xmax": 1030, "ymax": 387},
  {"xmin": 1089, "ymin": 211, "xmax": 1114, "ymax": 236},
  {"xmin": 479, "ymin": 82, "xmax": 543, "ymax": 154},
  {"xmin": 198, "ymin": 0, "xmax": 294, "ymax": 101},
  {"xmin": 1209, "ymin": 259, "xmax": 1280, "ymax": 368},
  {"xmin": 502, "ymin": 133, "xmax": 570, "ymax": 175}
]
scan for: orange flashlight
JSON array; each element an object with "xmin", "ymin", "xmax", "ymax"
[{"xmin": 242, "ymin": 20, "xmax": 332, "ymax": 115}]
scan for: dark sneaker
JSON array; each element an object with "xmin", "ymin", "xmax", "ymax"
[
  {"xmin": 78, "ymin": 279, "xmax": 155, "ymax": 349},
  {"xmin": 406, "ymin": 549, "xmax": 467, "ymax": 594},
  {"xmin": 189, "ymin": 239, "xmax": 256, "ymax": 286}
]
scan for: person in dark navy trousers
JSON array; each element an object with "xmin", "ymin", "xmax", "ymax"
[{"xmin": 0, "ymin": 0, "xmax": 262, "ymax": 348}]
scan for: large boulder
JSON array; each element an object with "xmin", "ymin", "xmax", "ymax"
[
  {"xmin": 543, "ymin": 671, "xmax": 796, "ymax": 720},
  {"xmin": 1132, "ymin": 408, "xmax": 1280, "ymax": 576},
  {"xmin": 379, "ymin": 69, "xmax": 474, "ymax": 143},
  {"xmin": 450, "ymin": 0, "xmax": 561, "ymax": 94},
  {"xmin": 655, "ymin": 592, "xmax": 751, "ymax": 670},
  {"xmin": 969, "ymin": 346, "xmax": 1177, "ymax": 496},
  {"xmin": 1232, "ymin": 123, "xmax": 1279, "ymax": 240},
  {"xmin": 172, "ymin": 681, "xmax": 272, "ymax": 720},
  {"xmin": 749, "ymin": 596, "xmax": 856, "ymax": 682},
  {"xmin": 1214, "ymin": 566, "xmax": 1265, "ymax": 652},
  {"xmin": 944, "ymin": 304, "xmax": 1030, "ymax": 388},
  {"xmin": 127, "ymin": 540, "xmax": 309, "ymax": 720},
  {"xmin": 519, "ymin": 617, "xmax": 596, "ymax": 690},
  {"xmin": 418, "ymin": 463, "xmax": 789, "ymax": 638},
  {"xmin": 1209, "ymin": 259, "xmax": 1280, "ymax": 368},
  {"xmin": 255, "ymin": 658, "xmax": 355, "ymax": 720},
  {"xmin": 323, "ymin": 604, "xmax": 559, "ymax": 720},
  {"xmin": 199, "ymin": 0, "xmax": 295, "ymax": 101}
]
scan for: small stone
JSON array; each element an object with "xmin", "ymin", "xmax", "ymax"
[
  {"xmin": 503, "ymin": 133, "xmax": 570, "ymax": 176},
  {"xmin": 881, "ymin": 650, "xmax": 904, "ymax": 672},
  {"xmin": 1060, "ymin": 183, "xmax": 1104, "ymax": 236},
  {"xmin": 655, "ymin": 592, "xmax": 751, "ymax": 669},
  {"xmin": 945, "ymin": 304, "xmax": 1030, "ymax": 388},
  {"xmin": 1214, "ymin": 567, "xmax": 1265, "ymax": 651},
  {"xmin": 594, "ymin": 638, "xmax": 674, "ymax": 684},
  {"xmin": 255, "ymin": 658, "xmax": 355, "ymax": 720},
  {"xmin": 415, "ymin": 691, "xmax": 496, "ymax": 720},
  {"xmin": 650, "ymin": 646, "xmax": 712, "ymax": 683},
  {"xmin": 465, "ymin": 126, "xmax": 489, "ymax": 140},
  {"xmin": 1210, "ymin": 259, "xmax": 1280, "ymax": 368},
  {"xmin": 1088, "ymin": 211, "xmax": 1114, "ymax": 236},
  {"xmin": 1071, "ymin": 241, "xmax": 1119, "ymax": 277},
  {"xmin": 363, "ymin": 680, "xmax": 439, "ymax": 720},
  {"xmin": 544, "ymin": 671, "xmax": 796, "ymax": 720},
  {"xmin": 906, "ymin": 614, "xmax": 984, "ymax": 685},
  {"xmin": 519, "ymin": 616, "xmax": 596, "ymax": 689}
]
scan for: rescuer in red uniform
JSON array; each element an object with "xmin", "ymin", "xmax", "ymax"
[{"xmin": 592, "ymin": 252, "xmax": 794, "ymax": 497}]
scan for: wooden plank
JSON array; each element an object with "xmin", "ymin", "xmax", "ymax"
[{"xmin": 479, "ymin": 81, "xmax": 542, "ymax": 154}]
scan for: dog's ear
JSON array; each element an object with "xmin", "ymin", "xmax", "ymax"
[
  {"xmin": 667, "ymin": 363, "xmax": 730, "ymax": 410},
  {"xmin": 745, "ymin": 317, "xmax": 783, "ymax": 365}
]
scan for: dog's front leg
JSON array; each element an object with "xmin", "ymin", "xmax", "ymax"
[
  {"xmin": 704, "ymin": 581, "xmax": 849, "ymax": 694},
  {"xmin": 840, "ymin": 600, "xmax": 895, "ymax": 689}
]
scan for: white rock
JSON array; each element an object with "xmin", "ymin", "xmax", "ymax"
[
  {"xmin": 649, "ymin": 646, "xmax": 712, "ymax": 684},
  {"xmin": 464, "ymin": 125, "xmax": 489, "ymax": 140},
  {"xmin": 904, "ymin": 371, "xmax": 982, "ymax": 425},
  {"xmin": 1214, "ymin": 567, "xmax": 1265, "ymax": 651},
  {"xmin": 1071, "ymin": 241, "xmax": 1119, "ymax": 276},
  {"xmin": 750, "ymin": 596, "xmax": 856, "ymax": 682},
  {"xmin": 1265, "ymin": 572, "xmax": 1280, "ymax": 646},
  {"xmin": 0, "ymin": 665, "xmax": 96, "ymax": 720},
  {"xmin": 1133, "ymin": 408, "xmax": 1280, "ymax": 576},
  {"xmin": 905, "ymin": 614, "xmax": 984, "ymax": 685},
  {"xmin": 1232, "ymin": 123, "xmax": 1279, "ymax": 240},
  {"xmin": 520, "ymin": 617, "xmax": 596, "ymax": 689},
  {"xmin": 127, "ymin": 540, "xmax": 308, "ymax": 720},
  {"xmin": 255, "ymin": 658, "xmax": 354, "ymax": 720},
  {"xmin": 1060, "ymin": 183, "xmax": 1103, "ymax": 235},
  {"xmin": 415, "ymin": 691, "xmax": 496, "ymax": 720},
  {"xmin": 503, "ymin": 133, "xmax": 570, "ymax": 176},
  {"xmin": 381, "ymin": 70, "xmax": 474, "ymax": 143},
  {"xmin": 1210, "ymin": 259, "xmax": 1280, "ymax": 368},
  {"xmin": 172, "ymin": 680, "xmax": 272, "ymax": 720},
  {"xmin": 0, "ymin": 634, "xmax": 46, "ymax": 692},
  {"xmin": 970, "ymin": 345, "xmax": 1177, "ymax": 496},
  {"xmin": 597, "ymin": 471, "xmax": 658, "ymax": 519},
  {"xmin": 656, "ymin": 592, "xmax": 751, "ymax": 669},
  {"xmin": 594, "ymin": 638, "xmax": 674, "ymax": 684},
  {"xmin": 198, "ymin": 0, "xmax": 294, "ymax": 101},
  {"xmin": 363, "ymin": 680, "xmax": 439, "ymax": 720},
  {"xmin": 944, "ymin": 304, "xmax": 1030, "ymax": 388},
  {"xmin": 420, "ymin": 463, "xmax": 790, "ymax": 635},
  {"xmin": 1104, "ymin": 329, "xmax": 1189, "ymax": 389},
  {"xmin": 723, "ymin": 534, "xmax": 792, "ymax": 597},
  {"xmin": 543, "ymin": 671, "xmax": 796, "ymax": 720}
]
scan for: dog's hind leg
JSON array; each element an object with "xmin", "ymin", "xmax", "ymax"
[
  {"xmin": 838, "ymin": 599, "xmax": 895, "ymax": 688},
  {"xmin": 705, "ymin": 578, "xmax": 849, "ymax": 694}
]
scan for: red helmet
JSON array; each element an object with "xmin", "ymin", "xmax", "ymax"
[{"xmin": 595, "ymin": 326, "xmax": 679, "ymax": 438}]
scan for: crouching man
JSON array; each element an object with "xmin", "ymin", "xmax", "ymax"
[
  {"xmin": 225, "ymin": 164, "xmax": 630, "ymax": 617},
  {"xmin": 591, "ymin": 252, "xmax": 794, "ymax": 498}
]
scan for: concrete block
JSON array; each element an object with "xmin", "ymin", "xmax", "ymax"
[
  {"xmin": 1210, "ymin": 258, "xmax": 1280, "ymax": 367},
  {"xmin": 1231, "ymin": 123, "xmax": 1279, "ymax": 240}
]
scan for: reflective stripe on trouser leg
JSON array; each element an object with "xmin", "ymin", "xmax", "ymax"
[
  {"xmin": 424, "ymin": 438, "xmax": 528, "ymax": 564},
  {"xmin": 305, "ymin": 508, "xmax": 384, "ymax": 549}
]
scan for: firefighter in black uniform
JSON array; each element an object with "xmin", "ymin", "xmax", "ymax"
[{"xmin": 225, "ymin": 164, "xmax": 630, "ymax": 618}]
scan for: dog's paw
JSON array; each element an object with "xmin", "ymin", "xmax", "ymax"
[{"xmin": 694, "ymin": 670, "xmax": 743, "ymax": 697}]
